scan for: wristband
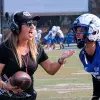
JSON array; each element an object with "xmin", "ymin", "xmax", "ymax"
[{"xmin": 58, "ymin": 58, "xmax": 64, "ymax": 65}]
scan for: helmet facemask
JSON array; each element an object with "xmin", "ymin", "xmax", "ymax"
[
  {"xmin": 72, "ymin": 24, "xmax": 100, "ymax": 49},
  {"xmin": 72, "ymin": 26, "xmax": 88, "ymax": 49}
]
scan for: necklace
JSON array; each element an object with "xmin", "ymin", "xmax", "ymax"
[
  {"xmin": 21, "ymin": 53, "xmax": 29, "ymax": 73},
  {"xmin": 18, "ymin": 45, "xmax": 29, "ymax": 56}
]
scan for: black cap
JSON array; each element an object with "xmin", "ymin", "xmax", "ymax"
[{"xmin": 14, "ymin": 11, "xmax": 40, "ymax": 24}]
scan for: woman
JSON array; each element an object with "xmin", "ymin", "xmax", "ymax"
[
  {"xmin": 0, "ymin": 11, "xmax": 75, "ymax": 100},
  {"xmin": 72, "ymin": 13, "xmax": 100, "ymax": 100}
]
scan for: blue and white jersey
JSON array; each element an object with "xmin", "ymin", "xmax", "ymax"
[
  {"xmin": 35, "ymin": 31, "xmax": 41, "ymax": 41},
  {"xmin": 44, "ymin": 30, "xmax": 57, "ymax": 40},
  {"xmin": 48, "ymin": 30, "xmax": 57, "ymax": 39},
  {"xmin": 56, "ymin": 30, "xmax": 64, "ymax": 38},
  {"xmin": 79, "ymin": 41, "xmax": 100, "ymax": 80},
  {"xmin": 44, "ymin": 31, "xmax": 52, "ymax": 40}
]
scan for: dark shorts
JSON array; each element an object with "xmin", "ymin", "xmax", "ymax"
[{"xmin": 92, "ymin": 75, "xmax": 100, "ymax": 97}]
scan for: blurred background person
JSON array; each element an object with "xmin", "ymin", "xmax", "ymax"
[
  {"xmin": 35, "ymin": 29, "xmax": 42, "ymax": 44},
  {"xmin": 43, "ymin": 26, "xmax": 57, "ymax": 50},
  {"xmin": 56, "ymin": 26, "xmax": 64, "ymax": 49}
]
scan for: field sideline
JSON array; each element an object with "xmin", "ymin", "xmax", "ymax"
[{"xmin": 34, "ymin": 46, "xmax": 93, "ymax": 100}]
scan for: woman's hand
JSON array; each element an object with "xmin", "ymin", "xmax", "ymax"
[
  {"xmin": 61, "ymin": 50, "xmax": 75, "ymax": 59},
  {"xmin": 58, "ymin": 50, "xmax": 75, "ymax": 64},
  {"xmin": 4, "ymin": 78, "xmax": 23, "ymax": 92}
]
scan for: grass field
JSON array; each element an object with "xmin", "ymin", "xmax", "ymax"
[{"xmin": 34, "ymin": 46, "xmax": 93, "ymax": 100}]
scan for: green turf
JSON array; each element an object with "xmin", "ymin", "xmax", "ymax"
[{"xmin": 34, "ymin": 48, "xmax": 93, "ymax": 100}]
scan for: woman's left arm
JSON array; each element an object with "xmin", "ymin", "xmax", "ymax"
[{"xmin": 40, "ymin": 50, "xmax": 75, "ymax": 75}]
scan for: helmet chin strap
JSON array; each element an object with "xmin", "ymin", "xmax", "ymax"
[
  {"xmin": 76, "ymin": 35, "xmax": 87, "ymax": 49},
  {"xmin": 77, "ymin": 39, "xmax": 85, "ymax": 49}
]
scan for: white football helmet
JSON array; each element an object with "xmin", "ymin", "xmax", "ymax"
[
  {"xmin": 56, "ymin": 26, "xmax": 60, "ymax": 31},
  {"xmin": 52, "ymin": 26, "xmax": 57, "ymax": 31},
  {"xmin": 37, "ymin": 29, "xmax": 42, "ymax": 33},
  {"xmin": 72, "ymin": 13, "xmax": 100, "ymax": 41}
]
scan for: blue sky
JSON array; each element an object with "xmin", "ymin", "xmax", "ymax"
[{"xmin": 4, "ymin": 0, "xmax": 88, "ymax": 13}]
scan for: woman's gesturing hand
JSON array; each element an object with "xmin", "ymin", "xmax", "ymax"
[
  {"xmin": 61, "ymin": 50, "xmax": 75, "ymax": 59},
  {"xmin": 58, "ymin": 50, "xmax": 75, "ymax": 65}
]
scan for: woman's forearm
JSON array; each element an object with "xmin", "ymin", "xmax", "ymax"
[
  {"xmin": 48, "ymin": 61, "xmax": 62, "ymax": 75},
  {"xmin": 41, "ymin": 58, "xmax": 66, "ymax": 75},
  {"xmin": 46, "ymin": 57, "xmax": 66, "ymax": 75},
  {"xmin": 41, "ymin": 50, "xmax": 75, "ymax": 75}
]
